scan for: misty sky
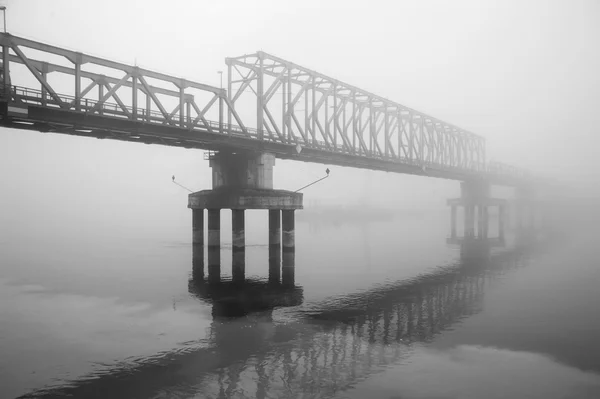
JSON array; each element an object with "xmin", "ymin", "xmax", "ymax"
[{"xmin": 0, "ymin": 0, "xmax": 598, "ymax": 243}]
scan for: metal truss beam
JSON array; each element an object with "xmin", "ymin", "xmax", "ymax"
[
  {"xmin": 226, "ymin": 51, "xmax": 487, "ymax": 173},
  {"xmin": 0, "ymin": 32, "xmax": 235, "ymax": 133}
]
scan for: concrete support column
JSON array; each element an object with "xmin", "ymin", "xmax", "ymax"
[
  {"xmin": 499, "ymin": 205, "xmax": 505, "ymax": 240},
  {"xmin": 232, "ymin": 209, "xmax": 245, "ymax": 250},
  {"xmin": 232, "ymin": 250, "xmax": 245, "ymax": 283},
  {"xmin": 192, "ymin": 209, "xmax": 204, "ymax": 279},
  {"xmin": 208, "ymin": 209, "xmax": 220, "ymax": 248},
  {"xmin": 208, "ymin": 248, "xmax": 220, "ymax": 284},
  {"xmin": 232, "ymin": 209, "xmax": 245, "ymax": 283},
  {"xmin": 269, "ymin": 209, "xmax": 281, "ymax": 284},
  {"xmin": 450, "ymin": 205, "xmax": 457, "ymax": 238},
  {"xmin": 207, "ymin": 209, "xmax": 220, "ymax": 284},
  {"xmin": 464, "ymin": 204, "xmax": 475, "ymax": 237},
  {"xmin": 282, "ymin": 210, "xmax": 295, "ymax": 252},
  {"xmin": 269, "ymin": 247, "xmax": 281, "ymax": 284},
  {"xmin": 478, "ymin": 205, "xmax": 488, "ymax": 239},
  {"xmin": 269, "ymin": 209, "xmax": 281, "ymax": 249},
  {"xmin": 282, "ymin": 251, "xmax": 295, "ymax": 286}
]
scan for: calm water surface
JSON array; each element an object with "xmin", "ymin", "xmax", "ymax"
[{"xmin": 1, "ymin": 208, "xmax": 599, "ymax": 399}]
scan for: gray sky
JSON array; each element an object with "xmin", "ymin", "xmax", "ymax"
[{"xmin": 0, "ymin": 0, "xmax": 598, "ymax": 242}]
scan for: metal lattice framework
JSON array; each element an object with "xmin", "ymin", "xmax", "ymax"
[
  {"xmin": 0, "ymin": 33, "xmax": 249, "ymax": 140},
  {"xmin": 227, "ymin": 51, "xmax": 486, "ymax": 172},
  {"xmin": 0, "ymin": 33, "xmax": 533, "ymax": 185}
]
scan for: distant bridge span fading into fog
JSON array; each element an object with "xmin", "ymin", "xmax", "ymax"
[{"xmin": 0, "ymin": 32, "xmax": 531, "ymax": 187}]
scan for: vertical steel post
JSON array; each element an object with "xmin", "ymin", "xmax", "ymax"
[
  {"xmin": 41, "ymin": 67, "xmax": 47, "ymax": 106},
  {"xmin": 145, "ymin": 90, "xmax": 151, "ymax": 122},
  {"xmin": 257, "ymin": 54, "xmax": 264, "ymax": 140},
  {"xmin": 227, "ymin": 61, "xmax": 232, "ymax": 129},
  {"xmin": 132, "ymin": 74, "xmax": 138, "ymax": 121},
  {"xmin": 384, "ymin": 110, "xmax": 389, "ymax": 157},
  {"xmin": 324, "ymin": 94, "xmax": 329, "ymax": 146},
  {"xmin": 369, "ymin": 98, "xmax": 373, "ymax": 155},
  {"xmin": 287, "ymin": 67, "xmax": 292, "ymax": 143},
  {"xmin": 312, "ymin": 76, "xmax": 316, "ymax": 145},
  {"xmin": 304, "ymin": 79, "xmax": 309, "ymax": 143},
  {"xmin": 397, "ymin": 109, "xmax": 402, "ymax": 158},
  {"xmin": 352, "ymin": 92, "xmax": 357, "ymax": 152},
  {"xmin": 333, "ymin": 84, "xmax": 338, "ymax": 148},
  {"xmin": 98, "ymin": 84, "xmax": 104, "ymax": 115},
  {"xmin": 74, "ymin": 58, "xmax": 81, "ymax": 111},
  {"xmin": 2, "ymin": 44, "xmax": 10, "ymax": 96},
  {"xmin": 282, "ymin": 68, "xmax": 286, "ymax": 140},
  {"xmin": 179, "ymin": 86, "xmax": 185, "ymax": 127},
  {"xmin": 219, "ymin": 95, "xmax": 224, "ymax": 135},
  {"xmin": 186, "ymin": 100, "xmax": 191, "ymax": 128}
]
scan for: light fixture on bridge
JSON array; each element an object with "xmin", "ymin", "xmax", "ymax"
[{"xmin": 295, "ymin": 144, "xmax": 302, "ymax": 154}]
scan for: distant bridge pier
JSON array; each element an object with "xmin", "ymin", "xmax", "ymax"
[
  {"xmin": 447, "ymin": 180, "xmax": 507, "ymax": 240},
  {"xmin": 188, "ymin": 151, "xmax": 302, "ymax": 281},
  {"xmin": 515, "ymin": 186, "xmax": 537, "ymax": 231}
]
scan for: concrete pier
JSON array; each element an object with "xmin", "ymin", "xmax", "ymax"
[
  {"xmin": 188, "ymin": 150, "xmax": 302, "ymax": 282},
  {"xmin": 269, "ymin": 247, "xmax": 281, "ymax": 284},
  {"xmin": 447, "ymin": 180, "xmax": 507, "ymax": 240},
  {"xmin": 232, "ymin": 250, "xmax": 245, "ymax": 283},
  {"xmin": 282, "ymin": 210, "xmax": 295, "ymax": 252},
  {"xmin": 269, "ymin": 210, "xmax": 281, "ymax": 249},
  {"xmin": 450, "ymin": 205, "xmax": 457, "ymax": 238},
  {"xmin": 192, "ymin": 209, "xmax": 204, "ymax": 279},
  {"xmin": 208, "ymin": 247, "xmax": 221, "ymax": 284},
  {"xmin": 232, "ymin": 209, "xmax": 245, "ymax": 250},
  {"xmin": 282, "ymin": 251, "xmax": 295, "ymax": 286},
  {"xmin": 477, "ymin": 205, "xmax": 488, "ymax": 238},
  {"xmin": 232, "ymin": 209, "xmax": 245, "ymax": 283},
  {"xmin": 207, "ymin": 209, "xmax": 220, "ymax": 249},
  {"xmin": 465, "ymin": 205, "xmax": 475, "ymax": 237}
]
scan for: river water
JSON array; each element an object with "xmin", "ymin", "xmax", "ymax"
[{"xmin": 1, "ymin": 202, "xmax": 599, "ymax": 399}]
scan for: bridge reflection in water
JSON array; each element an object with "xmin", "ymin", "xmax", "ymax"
[{"xmin": 20, "ymin": 233, "xmax": 543, "ymax": 399}]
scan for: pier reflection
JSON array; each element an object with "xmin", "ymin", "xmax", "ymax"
[{"xmin": 19, "ymin": 234, "xmax": 543, "ymax": 399}]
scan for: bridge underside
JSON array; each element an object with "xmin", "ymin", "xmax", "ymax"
[{"xmin": 0, "ymin": 101, "xmax": 523, "ymax": 185}]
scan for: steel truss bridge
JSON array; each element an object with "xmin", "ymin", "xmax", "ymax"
[
  {"xmin": 18, "ymin": 235, "xmax": 541, "ymax": 399},
  {"xmin": 0, "ymin": 32, "xmax": 529, "ymax": 186}
]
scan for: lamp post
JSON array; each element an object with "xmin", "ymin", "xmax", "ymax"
[
  {"xmin": 217, "ymin": 71, "xmax": 223, "ymax": 89},
  {"xmin": 0, "ymin": 6, "xmax": 6, "ymax": 33}
]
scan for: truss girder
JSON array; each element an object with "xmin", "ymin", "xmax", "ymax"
[
  {"xmin": 225, "ymin": 51, "xmax": 486, "ymax": 172},
  {"xmin": 0, "ymin": 33, "xmax": 250, "ymax": 136},
  {"xmin": 0, "ymin": 33, "xmax": 532, "ymax": 182}
]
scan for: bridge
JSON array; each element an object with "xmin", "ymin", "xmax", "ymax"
[
  {"xmin": 0, "ymin": 31, "xmax": 542, "ymax": 277},
  {"xmin": 0, "ymin": 32, "xmax": 530, "ymax": 183},
  {"xmin": 17, "ymin": 233, "xmax": 545, "ymax": 399}
]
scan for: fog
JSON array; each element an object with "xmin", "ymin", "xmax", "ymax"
[{"xmin": 0, "ymin": 0, "xmax": 599, "ymax": 243}]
